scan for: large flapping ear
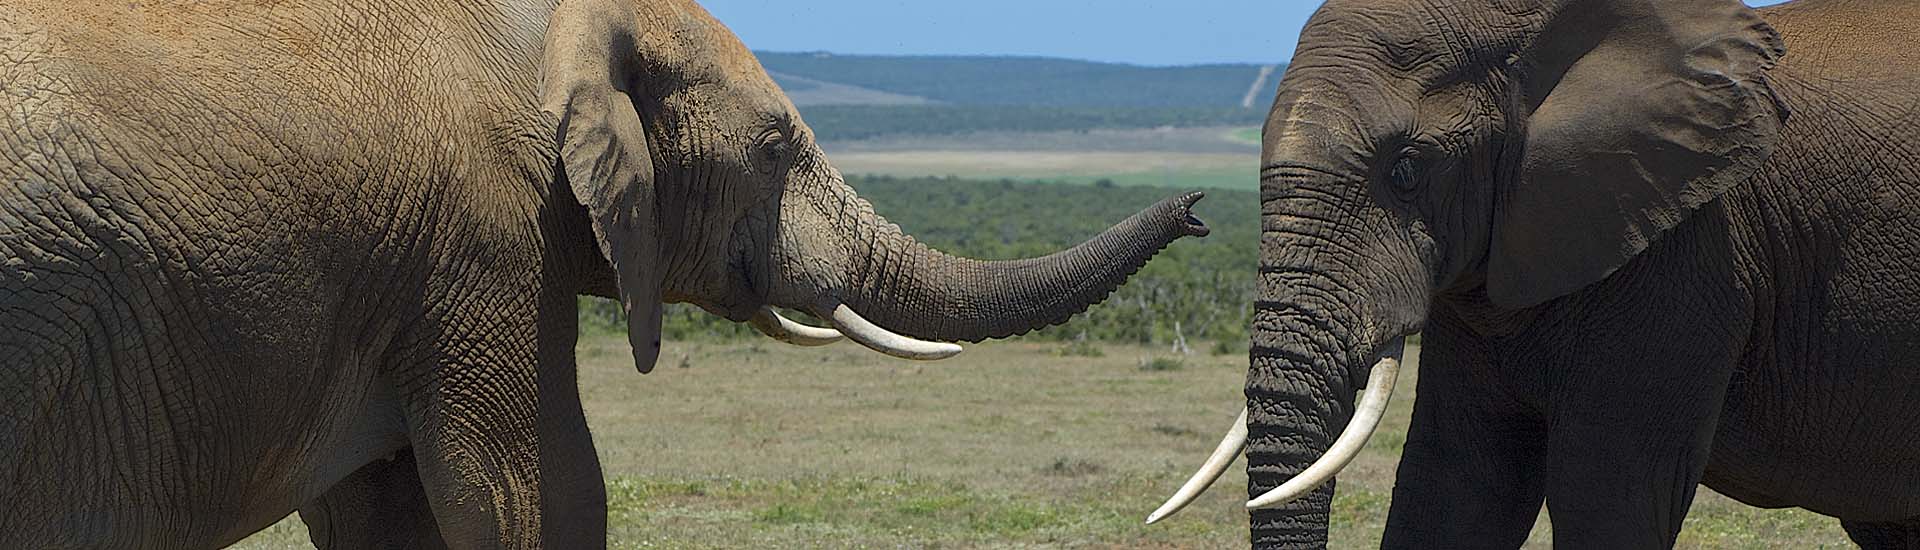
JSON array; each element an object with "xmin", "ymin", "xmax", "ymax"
[
  {"xmin": 542, "ymin": 0, "xmax": 665, "ymax": 373},
  {"xmin": 1487, "ymin": 0, "xmax": 1787, "ymax": 309}
]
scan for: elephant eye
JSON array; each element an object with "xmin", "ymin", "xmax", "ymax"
[
  {"xmin": 757, "ymin": 127, "xmax": 791, "ymax": 165},
  {"xmin": 1389, "ymin": 153, "xmax": 1420, "ymax": 197}
]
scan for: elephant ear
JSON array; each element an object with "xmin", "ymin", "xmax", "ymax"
[
  {"xmin": 541, "ymin": 1, "xmax": 665, "ymax": 373},
  {"xmin": 1487, "ymin": 0, "xmax": 1787, "ymax": 309}
]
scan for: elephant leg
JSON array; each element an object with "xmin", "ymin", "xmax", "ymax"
[
  {"xmin": 1537, "ymin": 335, "xmax": 1739, "ymax": 549},
  {"xmin": 402, "ymin": 304, "xmax": 607, "ymax": 549},
  {"xmin": 300, "ymin": 448, "xmax": 449, "ymax": 550},
  {"xmin": 1382, "ymin": 311, "xmax": 1547, "ymax": 549},
  {"xmin": 1843, "ymin": 517, "xmax": 1920, "ymax": 550}
]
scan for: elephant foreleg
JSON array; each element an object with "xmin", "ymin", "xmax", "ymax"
[
  {"xmin": 1381, "ymin": 311, "xmax": 1547, "ymax": 550},
  {"xmin": 1536, "ymin": 315, "xmax": 1743, "ymax": 549},
  {"xmin": 300, "ymin": 448, "xmax": 448, "ymax": 550}
]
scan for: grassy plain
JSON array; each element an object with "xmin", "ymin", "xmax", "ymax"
[
  {"xmin": 231, "ymin": 337, "xmax": 1849, "ymax": 549},
  {"xmin": 821, "ymin": 126, "xmax": 1264, "ymax": 192}
]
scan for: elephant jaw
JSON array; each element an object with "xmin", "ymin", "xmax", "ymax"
[{"xmin": 1144, "ymin": 336, "xmax": 1406, "ymax": 523}]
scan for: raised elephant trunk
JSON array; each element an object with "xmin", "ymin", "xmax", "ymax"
[{"xmin": 772, "ymin": 157, "xmax": 1209, "ymax": 347}]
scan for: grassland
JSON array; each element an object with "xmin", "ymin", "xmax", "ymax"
[
  {"xmin": 820, "ymin": 126, "xmax": 1265, "ymax": 192},
  {"xmin": 230, "ymin": 337, "xmax": 1850, "ymax": 549},
  {"xmin": 831, "ymin": 151, "xmax": 1258, "ymax": 191}
]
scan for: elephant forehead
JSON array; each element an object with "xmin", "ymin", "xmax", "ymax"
[
  {"xmin": 1299, "ymin": 0, "xmax": 1545, "ymax": 76},
  {"xmin": 633, "ymin": 0, "xmax": 793, "ymax": 115}
]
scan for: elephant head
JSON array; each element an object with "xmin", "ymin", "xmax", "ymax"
[
  {"xmin": 540, "ymin": 0, "xmax": 1210, "ymax": 372},
  {"xmin": 1144, "ymin": 0, "xmax": 1786, "ymax": 546}
]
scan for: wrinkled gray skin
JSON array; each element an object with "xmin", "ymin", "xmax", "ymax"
[
  {"xmin": 0, "ymin": 0, "xmax": 1207, "ymax": 547},
  {"xmin": 1245, "ymin": 0, "xmax": 1919, "ymax": 548}
]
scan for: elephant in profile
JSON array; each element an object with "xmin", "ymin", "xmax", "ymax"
[
  {"xmin": 0, "ymin": 0, "xmax": 1209, "ymax": 547},
  {"xmin": 1144, "ymin": 0, "xmax": 1920, "ymax": 548}
]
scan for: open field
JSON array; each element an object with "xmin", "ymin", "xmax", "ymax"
[
  {"xmin": 824, "ymin": 127, "xmax": 1261, "ymax": 155},
  {"xmin": 821, "ymin": 127, "xmax": 1263, "ymax": 192},
  {"xmin": 232, "ymin": 337, "xmax": 1850, "ymax": 548},
  {"xmin": 830, "ymin": 151, "xmax": 1258, "ymax": 191}
]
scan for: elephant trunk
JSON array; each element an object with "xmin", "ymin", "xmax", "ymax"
[
  {"xmin": 1244, "ymin": 309, "xmax": 1369, "ymax": 549},
  {"xmin": 775, "ymin": 159, "xmax": 1208, "ymax": 345}
]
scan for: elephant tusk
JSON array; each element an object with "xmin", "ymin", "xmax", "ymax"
[
  {"xmin": 1246, "ymin": 339, "xmax": 1403, "ymax": 510},
  {"xmin": 825, "ymin": 304, "xmax": 963, "ymax": 360},
  {"xmin": 1145, "ymin": 407, "xmax": 1248, "ymax": 524},
  {"xmin": 747, "ymin": 307, "xmax": 843, "ymax": 346}
]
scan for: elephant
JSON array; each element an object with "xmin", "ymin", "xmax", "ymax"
[
  {"xmin": 0, "ymin": 0, "xmax": 1211, "ymax": 547},
  {"xmin": 1142, "ymin": 0, "xmax": 1920, "ymax": 548}
]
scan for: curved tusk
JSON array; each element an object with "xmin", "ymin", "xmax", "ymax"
[
  {"xmin": 1246, "ymin": 339, "xmax": 1404, "ymax": 510},
  {"xmin": 1145, "ymin": 407, "xmax": 1248, "ymax": 524},
  {"xmin": 826, "ymin": 304, "xmax": 963, "ymax": 360},
  {"xmin": 747, "ymin": 307, "xmax": 843, "ymax": 346}
]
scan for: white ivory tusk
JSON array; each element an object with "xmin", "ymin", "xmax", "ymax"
[
  {"xmin": 747, "ymin": 307, "xmax": 843, "ymax": 346},
  {"xmin": 1145, "ymin": 407, "xmax": 1248, "ymax": 524},
  {"xmin": 1246, "ymin": 339, "xmax": 1403, "ymax": 510},
  {"xmin": 826, "ymin": 304, "xmax": 963, "ymax": 360}
]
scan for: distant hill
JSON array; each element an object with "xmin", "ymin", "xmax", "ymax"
[
  {"xmin": 765, "ymin": 71, "xmax": 937, "ymax": 106},
  {"xmin": 754, "ymin": 52, "xmax": 1286, "ymax": 140},
  {"xmin": 758, "ymin": 52, "xmax": 1284, "ymax": 108}
]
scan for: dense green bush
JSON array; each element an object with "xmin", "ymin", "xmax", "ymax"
[{"xmin": 582, "ymin": 176, "xmax": 1259, "ymax": 348}]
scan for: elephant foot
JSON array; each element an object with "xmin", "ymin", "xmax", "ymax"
[{"xmin": 1843, "ymin": 517, "xmax": 1920, "ymax": 550}]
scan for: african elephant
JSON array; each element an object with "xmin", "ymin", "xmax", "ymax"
[
  {"xmin": 0, "ymin": 0, "xmax": 1209, "ymax": 547},
  {"xmin": 1144, "ymin": 0, "xmax": 1920, "ymax": 548}
]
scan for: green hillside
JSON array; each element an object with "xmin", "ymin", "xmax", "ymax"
[
  {"xmin": 798, "ymin": 105, "xmax": 1265, "ymax": 141},
  {"xmin": 755, "ymin": 52, "xmax": 1285, "ymax": 140},
  {"xmin": 758, "ymin": 52, "xmax": 1284, "ymax": 107},
  {"xmin": 585, "ymin": 177, "xmax": 1259, "ymax": 351}
]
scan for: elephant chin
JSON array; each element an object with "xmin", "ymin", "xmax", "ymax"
[{"xmin": 1144, "ymin": 337, "xmax": 1407, "ymax": 523}]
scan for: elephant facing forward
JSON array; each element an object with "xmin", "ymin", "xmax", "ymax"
[
  {"xmin": 0, "ymin": 0, "xmax": 1208, "ymax": 547},
  {"xmin": 1146, "ymin": 0, "xmax": 1920, "ymax": 548}
]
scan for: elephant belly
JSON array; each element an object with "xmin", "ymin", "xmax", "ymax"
[{"xmin": 1707, "ymin": 345, "xmax": 1920, "ymax": 521}]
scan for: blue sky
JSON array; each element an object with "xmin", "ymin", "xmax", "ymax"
[{"xmin": 708, "ymin": 0, "xmax": 1795, "ymax": 66}]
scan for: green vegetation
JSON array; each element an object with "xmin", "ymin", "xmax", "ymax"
[
  {"xmin": 1138, "ymin": 357, "xmax": 1187, "ymax": 372},
  {"xmin": 582, "ymin": 176, "xmax": 1259, "ymax": 349},
  {"xmin": 799, "ymin": 105, "xmax": 1267, "ymax": 141},
  {"xmin": 231, "ymin": 340, "xmax": 1850, "ymax": 549},
  {"xmin": 758, "ymin": 52, "xmax": 1284, "ymax": 107}
]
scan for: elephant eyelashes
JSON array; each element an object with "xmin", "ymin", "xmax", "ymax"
[
  {"xmin": 756, "ymin": 127, "xmax": 792, "ymax": 168},
  {"xmin": 1388, "ymin": 154, "xmax": 1421, "ymax": 198}
]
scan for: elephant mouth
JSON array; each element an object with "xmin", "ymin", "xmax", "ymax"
[{"xmin": 1143, "ymin": 335, "xmax": 1407, "ymax": 524}]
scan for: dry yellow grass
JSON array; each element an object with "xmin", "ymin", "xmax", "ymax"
[{"xmin": 230, "ymin": 336, "xmax": 1852, "ymax": 548}]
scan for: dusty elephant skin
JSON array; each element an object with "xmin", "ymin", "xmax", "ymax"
[
  {"xmin": 0, "ymin": 0, "xmax": 1208, "ymax": 548},
  {"xmin": 1150, "ymin": 0, "xmax": 1919, "ymax": 548}
]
